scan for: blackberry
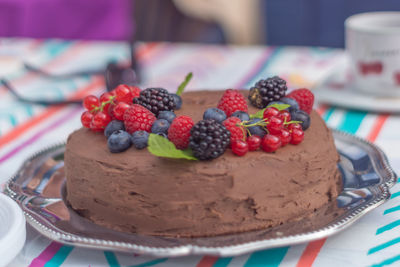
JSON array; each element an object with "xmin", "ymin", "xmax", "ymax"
[
  {"xmin": 248, "ymin": 76, "xmax": 287, "ymax": 108},
  {"xmin": 189, "ymin": 120, "xmax": 230, "ymax": 160},
  {"xmin": 134, "ymin": 88, "xmax": 176, "ymax": 116}
]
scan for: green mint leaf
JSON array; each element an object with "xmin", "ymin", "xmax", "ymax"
[
  {"xmin": 268, "ymin": 103, "xmax": 290, "ymax": 111},
  {"xmin": 249, "ymin": 103, "xmax": 291, "ymax": 119},
  {"xmin": 176, "ymin": 72, "xmax": 193, "ymax": 96},
  {"xmin": 147, "ymin": 134, "xmax": 198, "ymax": 160}
]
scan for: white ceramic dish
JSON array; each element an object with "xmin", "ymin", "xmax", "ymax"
[{"xmin": 0, "ymin": 193, "xmax": 26, "ymax": 267}]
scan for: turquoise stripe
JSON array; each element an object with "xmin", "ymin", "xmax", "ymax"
[
  {"xmin": 376, "ymin": 220, "xmax": 400, "ymax": 235},
  {"xmin": 45, "ymin": 40, "xmax": 74, "ymax": 57},
  {"xmin": 104, "ymin": 251, "xmax": 120, "ymax": 267},
  {"xmin": 368, "ymin": 237, "xmax": 400, "ymax": 255},
  {"xmin": 127, "ymin": 258, "xmax": 168, "ymax": 267},
  {"xmin": 384, "ymin": 205, "xmax": 400, "ymax": 215},
  {"xmin": 244, "ymin": 47, "xmax": 284, "ymax": 88},
  {"xmin": 8, "ymin": 114, "xmax": 17, "ymax": 126},
  {"xmin": 371, "ymin": 253, "xmax": 400, "ymax": 267},
  {"xmin": 323, "ymin": 107, "xmax": 335, "ymax": 122},
  {"xmin": 43, "ymin": 245, "xmax": 73, "ymax": 267},
  {"xmin": 337, "ymin": 110, "xmax": 367, "ymax": 134},
  {"xmin": 24, "ymin": 105, "xmax": 34, "ymax": 116},
  {"xmin": 243, "ymin": 247, "xmax": 289, "ymax": 267},
  {"xmin": 213, "ymin": 257, "xmax": 233, "ymax": 267},
  {"xmin": 391, "ymin": 191, "xmax": 400, "ymax": 199}
]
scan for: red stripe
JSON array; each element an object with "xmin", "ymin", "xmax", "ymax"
[
  {"xmin": 366, "ymin": 114, "xmax": 389, "ymax": 142},
  {"xmin": 296, "ymin": 239, "xmax": 326, "ymax": 267},
  {"xmin": 196, "ymin": 256, "xmax": 219, "ymax": 267}
]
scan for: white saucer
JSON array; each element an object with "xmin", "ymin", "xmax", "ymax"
[
  {"xmin": 0, "ymin": 193, "xmax": 26, "ymax": 267},
  {"xmin": 314, "ymin": 66, "xmax": 400, "ymax": 113}
]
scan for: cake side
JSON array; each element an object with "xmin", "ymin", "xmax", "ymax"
[{"xmin": 65, "ymin": 90, "xmax": 342, "ymax": 237}]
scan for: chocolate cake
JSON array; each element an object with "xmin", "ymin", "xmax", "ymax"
[{"xmin": 65, "ymin": 90, "xmax": 342, "ymax": 237}]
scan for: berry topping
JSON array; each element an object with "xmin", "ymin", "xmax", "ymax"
[
  {"xmin": 123, "ymin": 104, "xmax": 157, "ymax": 133},
  {"xmin": 231, "ymin": 111, "xmax": 250, "ymax": 121},
  {"xmin": 151, "ymin": 119, "xmax": 170, "ymax": 135},
  {"xmin": 189, "ymin": 120, "xmax": 230, "ymax": 160},
  {"xmin": 91, "ymin": 111, "xmax": 111, "ymax": 130},
  {"xmin": 107, "ymin": 130, "xmax": 132, "ymax": 153},
  {"xmin": 167, "ymin": 115, "xmax": 194, "ymax": 149},
  {"xmin": 261, "ymin": 134, "xmax": 281, "ymax": 152},
  {"xmin": 279, "ymin": 128, "xmax": 291, "ymax": 146},
  {"xmin": 203, "ymin": 108, "xmax": 227, "ymax": 123},
  {"xmin": 104, "ymin": 120, "xmax": 125, "ymax": 138},
  {"xmin": 158, "ymin": 111, "xmax": 176, "ymax": 123},
  {"xmin": 290, "ymin": 128, "xmax": 304, "ymax": 145},
  {"xmin": 171, "ymin": 94, "xmax": 182, "ymax": 110},
  {"xmin": 280, "ymin": 97, "xmax": 299, "ymax": 113},
  {"xmin": 263, "ymin": 107, "xmax": 280, "ymax": 120},
  {"xmin": 290, "ymin": 110, "xmax": 311, "ymax": 130},
  {"xmin": 278, "ymin": 110, "xmax": 291, "ymax": 123},
  {"xmin": 115, "ymin": 84, "xmax": 134, "ymax": 103},
  {"xmin": 231, "ymin": 140, "xmax": 249, "ymax": 156},
  {"xmin": 287, "ymin": 88, "xmax": 314, "ymax": 114},
  {"xmin": 83, "ymin": 95, "xmax": 100, "ymax": 111},
  {"xmin": 131, "ymin": 130, "xmax": 150, "ymax": 149},
  {"xmin": 266, "ymin": 116, "xmax": 284, "ymax": 135},
  {"xmin": 245, "ymin": 118, "xmax": 267, "ymax": 138},
  {"xmin": 217, "ymin": 89, "xmax": 248, "ymax": 117},
  {"xmin": 128, "ymin": 85, "xmax": 141, "ymax": 99},
  {"xmin": 249, "ymin": 76, "xmax": 287, "ymax": 108},
  {"xmin": 112, "ymin": 102, "xmax": 131, "ymax": 120},
  {"xmin": 223, "ymin": 117, "xmax": 246, "ymax": 145},
  {"xmin": 134, "ymin": 88, "xmax": 176, "ymax": 116},
  {"xmin": 247, "ymin": 135, "xmax": 262, "ymax": 151},
  {"xmin": 81, "ymin": 111, "xmax": 94, "ymax": 128}
]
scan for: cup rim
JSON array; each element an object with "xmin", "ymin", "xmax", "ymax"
[{"xmin": 345, "ymin": 12, "xmax": 400, "ymax": 34}]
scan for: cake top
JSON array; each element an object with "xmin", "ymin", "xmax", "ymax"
[{"xmin": 79, "ymin": 74, "xmax": 315, "ymax": 160}]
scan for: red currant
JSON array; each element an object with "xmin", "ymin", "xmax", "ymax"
[
  {"xmin": 278, "ymin": 110, "xmax": 291, "ymax": 122},
  {"xmin": 91, "ymin": 111, "xmax": 111, "ymax": 130},
  {"xmin": 231, "ymin": 140, "xmax": 249, "ymax": 156},
  {"xmin": 83, "ymin": 95, "xmax": 100, "ymax": 111},
  {"xmin": 115, "ymin": 84, "xmax": 133, "ymax": 103},
  {"xmin": 247, "ymin": 135, "xmax": 262, "ymax": 151},
  {"xmin": 261, "ymin": 134, "xmax": 281, "ymax": 152},
  {"xmin": 81, "ymin": 111, "xmax": 94, "ymax": 128},
  {"xmin": 290, "ymin": 128, "xmax": 304, "ymax": 145},
  {"xmin": 266, "ymin": 116, "xmax": 283, "ymax": 135},
  {"xmin": 99, "ymin": 92, "xmax": 115, "ymax": 113},
  {"xmin": 279, "ymin": 128, "xmax": 291, "ymax": 146},
  {"xmin": 263, "ymin": 107, "xmax": 279, "ymax": 119},
  {"xmin": 287, "ymin": 123, "xmax": 302, "ymax": 132},
  {"xmin": 113, "ymin": 102, "xmax": 131, "ymax": 120}
]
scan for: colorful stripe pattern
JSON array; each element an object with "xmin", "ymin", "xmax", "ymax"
[{"xmin": 1, "ymin": 39, "xmax": 399, "ymax": 266}]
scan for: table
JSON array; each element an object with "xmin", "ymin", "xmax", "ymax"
[{"xmin": 0, "ymin": 38, "xmax": 399, "ymax": 267}]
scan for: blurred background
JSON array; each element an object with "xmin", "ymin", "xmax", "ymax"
[{"xmin": 1, "ymin": 0, "xmax": 400, "ymax": 47}]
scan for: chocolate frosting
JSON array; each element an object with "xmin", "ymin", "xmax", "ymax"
[{"xmin": 65, "ymin": 90, "xmax": 342, "ymax": 237}]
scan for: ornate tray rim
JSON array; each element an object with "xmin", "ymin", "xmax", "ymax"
[{"xmin": 4, "ymin": 129, "xmax": 397, "ymax": 257}]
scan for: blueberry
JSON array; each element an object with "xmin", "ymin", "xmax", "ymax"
[
  {"xmin": 151, "ymin": 119, "xmax": 170, "ymax": 134},
  {"xmin": 231, "ymin": 111, "xmax": 250, "ymax": 121},
  {"xmin": 171, "ymin": 94, "xmax": 182, "ymax": 110},
  {"xmin": 131, "ymin": 131, "xmax": 149, "ymax": 149},
  {"xmin": 203, "ymin": 108, "xmax": 226, "ymax": 123},
  {"xmin": 290, "ymin": 110, "xmax": 311, "ymax": 130},
  {"xmin": 104, "ymin": 120, "xmax": 125, "ymax": 138},
  {"xmin": 107, "ymin": 130, "xmax": 132, "ymax": 153},
  {"xmin": 158, "ymin": 111, "xmax": 176, "ymax": 123},
  {"xmin": 280, "ymin": 97, "xmax": 299, "ymax": 113},
  {"xmin": 245, "ymin": 118, "xmax": 267, "ymax": 137}
]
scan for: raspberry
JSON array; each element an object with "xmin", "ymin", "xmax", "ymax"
[
  {"xmin": 249, "ymin": 76, "xmax": 287, "ymax": 108},
  {"xmin": 189, "ymin": 120, "xmax": 230, "ymax": 160},
  {"xmin": 167, "ymin": 115, "xmax": 194, "ymax": 149},
  {"xmin": 223, "ymin": 117, "xmax": 246, "ymax": 145},
  {"xmin": 287, "ymin": 88, "xmax": 314, "ymax": 114},
  {"xmin": 123, "ymin": 104, "xmax": 156, "ymax": 133},
  {"xmin": 129, "ymin": 85, "xmax": 141, "ymax": 99},
  {"xmin": 217, "ymin": 89, "xmax": 248, "ymax": 117}
]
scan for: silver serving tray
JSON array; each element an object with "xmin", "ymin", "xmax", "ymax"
[{"xmin": 4, "ymin": 130, "xmax": 397, "ymax": 257}]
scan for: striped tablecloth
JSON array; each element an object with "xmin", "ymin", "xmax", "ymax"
[{"xmin": 1, "ymin": 38, "xmax": 399, "ymax": 267}]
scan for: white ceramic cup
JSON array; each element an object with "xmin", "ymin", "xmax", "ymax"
[{"xmin": 345, "ymin": 12, "xmax": 400, "ymax": 96}]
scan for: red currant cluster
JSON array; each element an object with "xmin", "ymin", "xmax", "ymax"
[
  {"xmin": 80, "ymin": 84, "xmax": 141, "ymax": 131},
  {"xmin": 231, "ymin": 106, "xmax": 305, "ymax": 156}
]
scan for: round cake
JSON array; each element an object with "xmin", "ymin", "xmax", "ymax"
[{"xmin": 65, "ymin": 90, "xmax": 342, "ymax": 237}]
